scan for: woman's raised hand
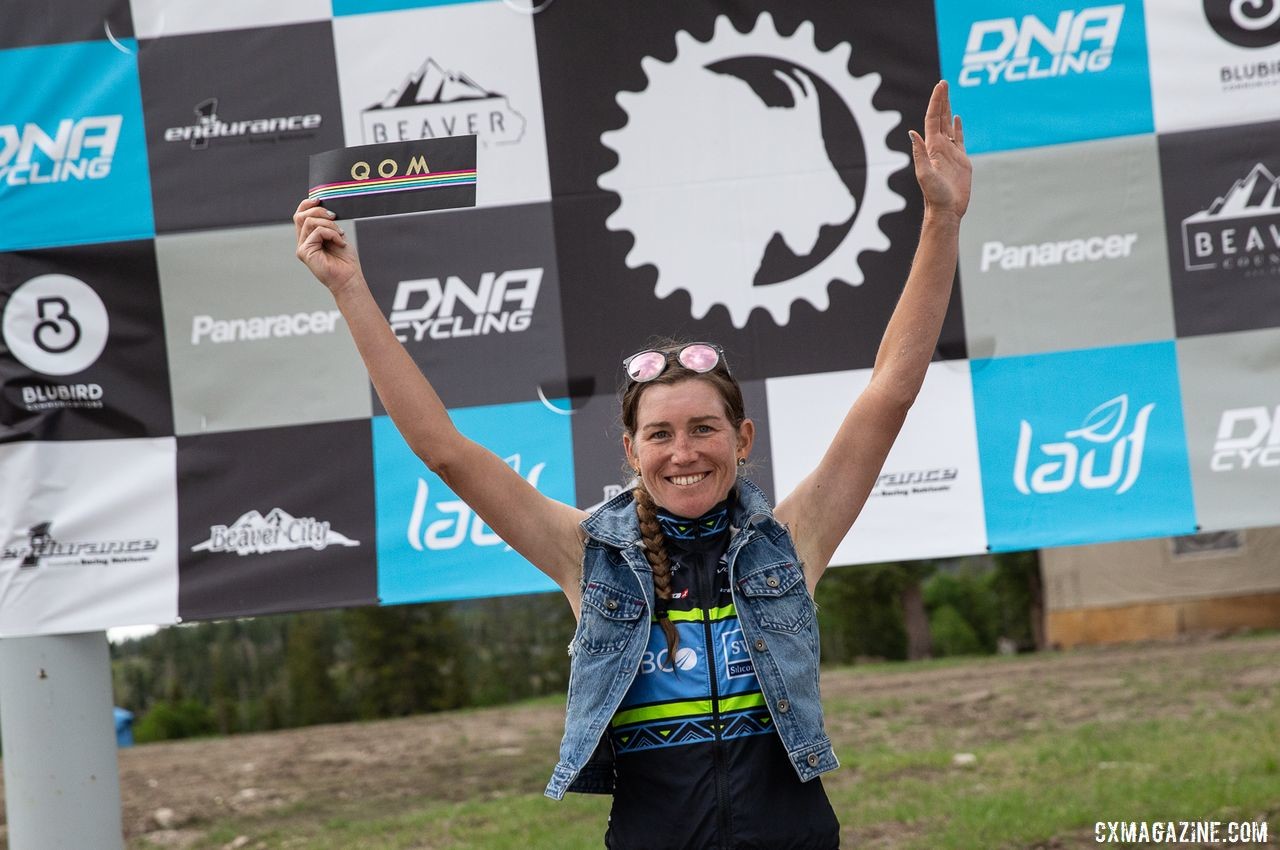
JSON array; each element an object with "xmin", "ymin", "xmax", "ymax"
[
  {"xmin": 907, "ymin": 80, "xmax": 972, "ymax": 221},
  {"xmin": 293, "ymin": 198, "xmax": 362, "ymax": 294}
]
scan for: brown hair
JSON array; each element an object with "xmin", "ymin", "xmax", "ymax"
[{"xmin": 621, "ymin": 339, "xmax": 747, "ymax": 659}]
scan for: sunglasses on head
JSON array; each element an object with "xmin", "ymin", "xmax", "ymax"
[{"xmin": 623, "ymin": 342, "xmax": 730, "ymax": 383}]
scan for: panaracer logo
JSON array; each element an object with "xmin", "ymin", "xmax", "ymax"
[
  {"xmin": 875, "ymin": 467, "xmax": 959, "ymax": 497},
  {"xmin": 1182, "ymin": 163, "xmax": 1280, "ymax": 276},
  {"xmin": 1014, "ymin": 395, "xmax": 1154, "ymax": 495},
  {"xmin": 190, "ymin": 309, "xmax": 343, "ymax": 345},
  {"xmin": 598, "ymin": 13, "xmax": 907, "ymax": 327},
  {"xmin": 1211, "ymin": 405, "xmax": 1280, "ymax": 470},
  {"xmin": 1204, "ymin": 0, "xmax": 1280, "ymax": 48},
  {"xmin": 389, "ymin": 268, "xmax": 541, "ymax": 341},
  {"xmin": 361, "ymin": 58, "xmax": 526, "ymax": 146},
  {"xmin": 0, "ymin": 115, "xmax": 121, "ymax": 185},
  {"xmin": 407, "ymin": 454, "xmax": 544, "ymax": 551},
  {"xmin": 980, "ymin": 233, "xmax": 1138, "ymax": 272},
  {"xmin": 2, "ymin": 275, "xmax": 110, "ymax": 411},
  {"xmin": 959, "ymin": 5, "xmax": 1125, "ymax": 87},
  {"xmin": 190, "ymin": 508, "xmax": 360, "ymax": 556},
  {"xmin": 164, "ymin": 97, "xmax": 322, "ymax": 150},
  {"xmin": 2, "ymin": 521, "xmax": 159, "ymax": 568}
]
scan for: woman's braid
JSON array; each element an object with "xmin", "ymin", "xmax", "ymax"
[{"xmin": 634, "ymin": 485, "xmax": 680, "ymax": 658}]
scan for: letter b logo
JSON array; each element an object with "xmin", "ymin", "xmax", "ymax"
[{"xmin": 2, "ymin": 275, "xmax": 109, "ymax": 375}]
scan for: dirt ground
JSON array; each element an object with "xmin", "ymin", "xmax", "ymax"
[{"xmin": 2, "ymin": 633, "xmax": 1277, "ymax": 849}]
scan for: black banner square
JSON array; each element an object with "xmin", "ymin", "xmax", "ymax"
[
  {"xmin": 177, "ymin": 420, "xmax": 378, "ymax": 621},
  {"xmin": 534, "ymin": 1, "xmax": 963, "ymax": 393},
  {"xmin": 0, "ymin": 0, "xmax": 133, "ymax": 50},
  {"xmin": 0, "ymin": 240, "xmax": 173, "ymax": 442},
  {"xmin": 356, "ymin": 202, "xmax": 569, "ymax": 410},
  {"xmin": 1159, "ymin": 120, "xmax": 1280, "ymax": 337},
  {"xmin": 139, "ymin": 21, "xmax": 346, "ymax": 233}
]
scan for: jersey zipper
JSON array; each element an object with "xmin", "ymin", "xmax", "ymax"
[{"xmin": 695, "ymin": 549, "xmax": 733, "ymax": 846}]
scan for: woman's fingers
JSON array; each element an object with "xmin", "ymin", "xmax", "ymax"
[
  {"xmin": 296, "ymin": 216, "xmax": 347, "ymax": 255},
  {"xmin": 292, "ymin": 199, "xmax": 335, "ymax": 239}
]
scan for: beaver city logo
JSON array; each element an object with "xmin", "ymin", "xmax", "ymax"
[
  {"xmin": 597, "ymin": 13, "xmax": 908, "ymax": 328},
  {"xmin": 360, "ymin": 57, "xmax": 525, "ymax": 146},
  {"xmin": 1182, "ymin": 163, "xmax": 1280, "ymax": 276}
]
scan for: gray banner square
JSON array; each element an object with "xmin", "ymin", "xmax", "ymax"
[
  {"xmin": 157, "ymin": 223, "xmax": 372, "ymax": 435},
  {"xmin": 959, "ymin": 135, "xmax": 1175, "ymax": 358},
  {"xmin": 1177, "ymin": 327, "xmax": 1280, "ymax": 531}
]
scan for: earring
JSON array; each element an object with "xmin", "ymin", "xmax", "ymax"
[{"xmin": 737, "ymin": 457, "xmax": 746, "ymax": 467}]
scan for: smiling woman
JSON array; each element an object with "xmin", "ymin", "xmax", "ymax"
[{"xmin": 293, "ymin": 79, "xmax": 971, "ymax": 850}]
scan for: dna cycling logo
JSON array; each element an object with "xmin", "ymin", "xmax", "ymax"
[
  {"xmin": 599, "ymin": 13, "xmax": 907, "ymax": 327},
  {"xmin": 0, "ymin": 115, "xmax": 121, "ymax": 186},
  {"xmin": 389, "ymin": 268, "xmax": 541, "ymax": 341},
  {"xmin": 1211, "ymin": 405, "xmax": 1280, "ymax": 471},
  {"xmin": 407, "ymin": 454, "xmax": 545, "ymax": 551},
  {"xmin": 1014, "ymin": 395, "xmax": 1155, "ymax": 495},
  {"xmin": 959, "ymin": 5, "xmax": 1125, "ymax": 87},
  {"xmin": 1205, "ymin": 0, "xmax": 1280, "ymax": 47}
]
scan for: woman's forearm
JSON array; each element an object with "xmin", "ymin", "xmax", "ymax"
[
  {"xmin": 329, "ymin": 273, "xmax": 464, "ymax": 470},
  {"xmin": 870, "ymin": 210, "xmax": 961, "ymax": 405}
]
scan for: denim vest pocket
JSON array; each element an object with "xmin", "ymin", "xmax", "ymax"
[
  {"xmin": 577, "ymin": 580, "xmax": 646, "ymax": 655},
  {"xmin": 736, "ymin": 560, "xmax": 813, "ymax": 634}
]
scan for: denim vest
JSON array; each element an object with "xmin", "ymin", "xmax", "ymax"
[{"xmin": 544, "ymin": 478, "xmax": 839, "ymax": 800}]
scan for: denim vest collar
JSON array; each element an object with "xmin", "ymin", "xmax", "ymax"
[{"xmin": 580, "ymin": 476, "xmax": 777, "ymax": 549}]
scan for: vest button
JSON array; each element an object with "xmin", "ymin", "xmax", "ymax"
[
  {"xmin": 807, "ymin": 753, "xmax": 820, "ymax": 767},
  {"xmin": 777, "ymin": 698, "xmax": 790, "ymax": 714},
  {"xmin": 765, "ymin": 575, "xmax": 780, "ymax": 588},
  {"xmin": 754, "ymin": 638, "xmax": 766, "ymax": 652},
  {"xmin": 605, "ymin": 598, "xmax": 619, "ymax": 610}
]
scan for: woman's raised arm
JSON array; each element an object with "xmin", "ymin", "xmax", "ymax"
[
  {"xmin": 774, "ymin": 81, "xmax": 972, "ymax": 590},
  {"xmin": 293, "ymin": 199, "xmax": 588, "ymax": 603}
]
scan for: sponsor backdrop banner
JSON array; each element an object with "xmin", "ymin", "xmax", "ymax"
[{"xmin": 0, "ymin": 0, "xmax": 1276, "ymax": 635}]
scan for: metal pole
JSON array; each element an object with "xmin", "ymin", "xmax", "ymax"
[{"xmin": 0, "ymin": 631, "xmax": 124, "ymax": 850}]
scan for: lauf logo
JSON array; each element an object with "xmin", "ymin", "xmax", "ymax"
[
  {"xmin": 1212, "ymin": 405, "xmax": 1280, "ymax": 470},
  {"xmin": 0, "ymin": 116, "xmax": 122, "ymax": 185},
  {"xmin": 960, "ymin": 5, "xmax": 1125, "ymax": 87},
  {"xmin": 407, "ymin": 454, "xmax": 545, "ymax": 551},
  {"xmin": 1204, "ymin": 0, "xmax": 1280, "ymax": 47},
  {"xmin": 1014, "ymin": 395, "xmax": 1154, "ymax": 495},
  {"xmin": 389, "ymin": 268, "xmax": 541, "ymax": 341}
]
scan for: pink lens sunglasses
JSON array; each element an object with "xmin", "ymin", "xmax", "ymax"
[{"xmin": 623, "ymin": 342, "xmax": 729, "ymax": 383}]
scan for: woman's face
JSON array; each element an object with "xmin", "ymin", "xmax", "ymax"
[{"xmin": 624, "ymin": 379, "xmax": 753, "ymax": 518}]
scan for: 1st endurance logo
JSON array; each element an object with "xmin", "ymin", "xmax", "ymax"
[
  {"xmin": 959, "ymin": 5, "xmax": 1125, "ymax": 87},
  {"xmin": 0, "ymin": 115, "xmax": 121, "ymax": 186},
  {"xmin": 389, "ymin": 268, "xmax": 542, "ymax": 341},
  {"xmin": 599, "ymin": 13, "xmax": 907, "ymax": 327},
  {"xmin": 2, "ymin": 522, "xmax": 158, "ymax": 569},
  {"xmin": 1, "ymin": 274, "xmax": 110, "ymax": 411},
  {"xmin": 164, "ymin": 97, "xmax": 322, "ymax": 150}
]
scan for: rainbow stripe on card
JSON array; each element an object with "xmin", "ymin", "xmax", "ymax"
[{"xmin": 306, "ymin": 168, "xmax": 476, "ymax": 202}]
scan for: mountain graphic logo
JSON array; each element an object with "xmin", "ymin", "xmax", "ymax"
[
  {"xmin": 1182, "ymin": 163, "xmax": 1280, "ymax": 272},
  {"xmin": 192, "ymin": 508, "xmax": 360, "ymax": 556},
  {"xmin": 361, "ymin": 58, "xmax": 526, "ymax": 146}
]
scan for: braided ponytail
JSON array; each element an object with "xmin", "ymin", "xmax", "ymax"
[{"xmin": 634, "ymin": 485, "xmax": 680, "ymax": 659}]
